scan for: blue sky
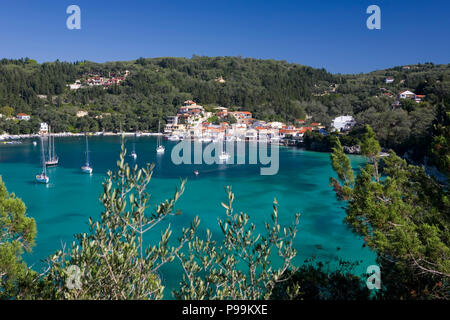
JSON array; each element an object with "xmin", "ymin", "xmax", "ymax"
[{"xmin": 0, "ymin": 0, "xmax": 448, "ymax": 73}]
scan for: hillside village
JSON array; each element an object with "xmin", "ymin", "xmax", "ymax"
[
  {"xmin": 163, "ymin": 99, "xmax": 325, "ymax": 143},
  {"xmin": 0, "ymin": 58, "xmax": 447, "ymax": 163},
  {"xmin": 161, "ymin": 83, "xmax": 427, "ymax": 144},
  {"xmin": 0, "ymin": 85, "xmax": 429, "ymax": 146},
  {"xmin": 68, "ymin": 70, "xmax": 130, "ymax": 90}
]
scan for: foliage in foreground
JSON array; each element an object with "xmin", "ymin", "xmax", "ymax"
[
  {"xmin": 0, "ymin": 176, "xmax": 38, "ymax": 299},
  {"xmin": 271, "ymin": 260, "xmax": 371, "ymax": 300},
  {"xmin": 330, "ymin": 125, "xmax": 450, "ymax": 299},
  {"xmin": 0, "ymin": 141, "xmax": 302, "ymax": 300},
  {"xmin": 44, "ymin": 143, "xmax": 197, "ymax": 299},
  {"xmin": 173, "ymin": 188, "xmax": 300, "ymax": 300}
]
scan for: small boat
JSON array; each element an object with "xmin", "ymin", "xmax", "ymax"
[
  {"xmin": 81, "ymin": 165, "xmax": 93, "ymax": 174},
  {"xmin": 194, "ymin": 170, "xmax": 199, "ymax": 176},
  {"xmin": 81, "ymin": 135, "xmax": 93, "ymax": 174},
  {"xmin": 33, "ymin": 141, "xmax": 37, "ymax": 146},
  {"xmin": 156, "ymin": 145, "xmax": 165, "ymax": 154},
  {"xmin": 45, "ymin": 126, "xmax": 59, "ymax": 167},
  {"xmin": 168, "ymin": 135, "xmax": 180, "ymax": 141},
  {"xmin": 219, "ymin": 152, "xmax": 230, "ymax": 161},
  {"xmin": 36, "ymin": 174, "xmax": 49, "ymax": 184},
  {"xmin": 36, "ymin": 137, "xmax": 49, "ymax": 184},
  {"xmin": 156, "ymin": 121, "xmax": 165, "ymax": 154}
]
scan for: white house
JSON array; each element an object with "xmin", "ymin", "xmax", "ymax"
[
  {"xmin": 331, "ymin": 116, "xmax": 356, "ymax": 132},
  {"xmin": 69, "ymin": 80, "xmax": 82, "ymax": 90},
  {"xmin": 39, "ymin": 122, "xmax": 49, "ymax": 135},
  {"xmin": 267, "ymin": 121, "xmax": 285, "ymax": 129},
  {"xmin": 16, "ymin": 113, "xmax": 31, "ymax": 121},
  {"xmin": 398, "ymin": 90, "xmax": 416, "ymax": 99},
  {"xmin": 385, "ymin": 77, "xmax": 394, "ymax": 84},
  {"xmin": 166, "ymin": 116, "xmax": 179, "ymax": 126},
  {"xmin": 245, "ymin": 128, "xmax": 258, "ymax": 141},
  {"xmin": 76, "ymin": 110, "xmax": 88, "ymax": 118}
]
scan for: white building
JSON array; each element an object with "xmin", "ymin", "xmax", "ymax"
[
  {"xmin": 16, "ymin": 113, "xmax": 31, "ymax": 121},
  {"xmin": 69, "ymin": 80, "xmax": 82, "ymax": 90},
  {"xmin": 398, "ymin": 90, "xmax": 415, "ymax": 99},
  {"xmin": 245, "ymin": 128, "xmax": 258, "ymax": 141},
  {"xmin": 331, "ymin": 116, "xmax": 356, "ymax": 132},
  {"xmin": 215, "ymin": 106, "xmax": 228, "ymax": 112},
  {"xmin": 76, "ymin": 110, "xmax": 88, "ymax": 118},
  {"xmin": 166, "ymin": 116, "xmax": 178, "ymax": 126},
  {"xmin": 267, "ymin": 121, "xmax": 284, "ymax": 129},
  {"xmin": 385, "ymin": 77, "xmax": 394, "ymax": 84},
  {"xmin": 39, "ymin": 123, "xmax": 49, "ymax": 135}
]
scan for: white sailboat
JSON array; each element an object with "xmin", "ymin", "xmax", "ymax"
[
  {"xmin": 219, "ymin": 138, "xmax": 230, "ymax": 161},
  {"xmin": 131, "ymin": 133, "xmax": 137, "ymax": 159},
  {"xmin": 156, "ymin": 121, "xmax": 165, "ymax": 154},
  {"xmin": 36, "ymin": 136, "xmax": 49, "ymax": 184},
  {"xmin": 81, "ymin": 135, "xmax": 93, "ymax": 174},
  {"xmin": 45, "ymin": 126, "xmax": 59, "ymax": 167}
]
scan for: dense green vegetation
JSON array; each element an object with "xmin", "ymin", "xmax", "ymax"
[
  {"xmin": 0, "ymin": 56, "xmax": 331, "ymax": 133},
  {"xmin": 330, "ymin": 126, "xmax": 449, "ymax": 299},
  {"xmin": 1, "ymin": 57, "xmax": 448, "ymax": 168},
  {"xmin": 0, "ymin": 176, "xmax": 38, "ymax": 299}
]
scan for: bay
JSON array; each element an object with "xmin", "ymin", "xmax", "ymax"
[{"xmin": 0, "ymin": 136, "xmax": 376, "ymax": 296}]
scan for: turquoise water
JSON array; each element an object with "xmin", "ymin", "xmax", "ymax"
[{"xmin": 0, "ymin": 136, "xmax": 375, "ymax": 295}]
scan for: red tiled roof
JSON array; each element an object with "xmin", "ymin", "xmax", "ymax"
[{"xmin": 279, "ymin": 129, "xmax": 298, "ymax": 134}]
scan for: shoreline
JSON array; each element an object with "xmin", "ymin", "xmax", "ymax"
[{"xmin": 0, "ymin": 132, "xmax": 162, "ymax": 141}]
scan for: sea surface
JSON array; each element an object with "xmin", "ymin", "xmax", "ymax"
[{"xmin": 0, "ymin": 136, "xmax": 376, "ymax": 296}]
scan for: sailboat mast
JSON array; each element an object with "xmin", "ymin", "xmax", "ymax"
[
  {"xmin": 40, "ymin": 137, "xmax": 47, "ymax": 176},
  {"xmin": 157, "ymin": 120, "xmax": 161, "ymax": 147},
  {"xmin": 52, "ymin": 135, "xmax": 55, "ymax": 160},
  {"xmin": 48, "ymin": 126, "xmax": 52, "ymax": 161},
  {"xmin": 85, "ymin": 135, "xmax": 90, "ymax": 166}
]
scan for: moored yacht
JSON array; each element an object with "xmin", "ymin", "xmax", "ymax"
[
  {"xmin": 36, "ymin": 137, "xmax": 49, "ymax": 184},
  {"xmin": 45, "ymin": 126, "xmax": 59, "ymax": 167},
  {"xmin": 219, "ymin": 151, "xmax": 230, "ymax": 161},
  {"xmin": 81, "ymin": 135, "xmax": 93, "ymax": 174},
  {"xmin": 156, "ymin": 121, "xmax": 166, "ymax": 154},
  {"xmin": 131, "ymin": 133, "xmax": 138, "ymax": 159},
  {"xmin": 168, "ymin": 135, "xmax": 180, "ymax": 141},
  {"xmin": 218, "ymin": 138, "xmax": 230, "ymax": 161}
]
